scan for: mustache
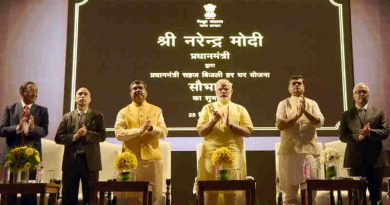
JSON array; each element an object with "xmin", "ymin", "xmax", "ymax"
[{"xmin": 134, "ymin": 91, "xmax": 144, "ymax": 97}]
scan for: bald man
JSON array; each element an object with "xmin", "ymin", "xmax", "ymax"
[
  {"xmin": 55, "ymin": 87, "xmax": 106, "ymax": 205},
  {"xmin": 339, "ymin": 83, "xmax": 389, "ymax": 204}
]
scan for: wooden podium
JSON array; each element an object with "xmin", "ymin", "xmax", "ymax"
[
  {"xmin": 300, "ymin": 178, "xmax": 367, "ymax": 205},
  {"xmin": 89, "ymin": 181, "xmax": 153, "ymax": 205},
  {"xmin": 0, "ymin": 183, "xmax": 60, "ymax": 205}
]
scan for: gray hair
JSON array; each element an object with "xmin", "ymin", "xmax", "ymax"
[
  {"xmin": 353, "ymin": 83, "xmax": 370, "ymax": 93},
  {"xmin": 215, "ymin": 79, "xmax": 233, "ymax": 88}
]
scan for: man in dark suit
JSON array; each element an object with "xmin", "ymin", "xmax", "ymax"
[
  {"xmin": 55, "ymin": 87, "xmax": 105, "ymax": 205},
  {"xmin": 0, "ymin": 81, "xmax": 49, "ymax": 205},
  {"xmin": 339, "ymin": 82, "xmax": 389, "ymax": 204}
]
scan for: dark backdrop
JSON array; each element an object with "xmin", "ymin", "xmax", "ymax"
[{"xmin": 1, "ymin": 0, "xmax": 390, "ymax": 204}]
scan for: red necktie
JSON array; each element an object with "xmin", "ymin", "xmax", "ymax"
[
  {"xmin": 23, "ymin": 105, "xmax": 30, "ymax": 118},
  {"xmin": 20, "ymin": 105, "xmax": 30, "ymax": 146}
]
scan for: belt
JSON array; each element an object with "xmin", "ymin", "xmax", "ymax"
[{"xmin": 74, "ymin": 151, "xmax": 86, "ymax": 159}]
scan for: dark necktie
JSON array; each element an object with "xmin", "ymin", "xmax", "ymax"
[
  {"xmin": 358, "ymin": 108, "xmax": 366, "ymax": 123},
  {"xmin": 75, "ymin": 112, "xmax": 87, "ymax": 154},
  {"xmin": 79, "ymin": 112, "xmax": 85, "ymax": 128}
]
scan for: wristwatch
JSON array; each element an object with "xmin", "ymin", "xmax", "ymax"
[{"xmin": 148, "ymin": 126, "xmax": 154, "ymax": 131}]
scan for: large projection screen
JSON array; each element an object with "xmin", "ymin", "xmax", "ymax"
[{"xmin": 64, "ymin": 0, "xmax": 354, "ymax": 137}]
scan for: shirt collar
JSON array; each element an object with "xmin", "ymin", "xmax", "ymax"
[
  {"xmin": 355, "ymin": 103, "xmax": 368, "ymax": 110},
  {"xmin": 21, "ymin": 100, "xmax": 33, "ymax": 109},
  {"xmin": 77, "ymin": 108, "xmax": 88, "ymax": 114},
  {"xmin": 131, "ymin": 101, "xmax": 148, "ymax": 108},
  {"xmin": 290, "ymin": 96, "xmax": 302, "ymax": 101}
]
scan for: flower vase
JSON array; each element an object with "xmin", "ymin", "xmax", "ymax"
[
  {"xmin": 0, "ymin": 165, "xmax": 10, "ymax": 184},
  {"xmin": 117, "ymin": 169, "xmax": 136, "ymax": 181},
  {"xmin": 10, "ymin": 169, "xmax": 28, "ymax": 183},
  {"xmin": 10, "ymin": 170, "xmax": 20, "ymax": 184},
  {"xmin": 325, "ymin": 164, "xmax": 337, "ymax": 179},
  {"xmin": 11, "ymin": 169, "xmax": 30, "ymax": 183},
  {"xmin": 218, "ymin": 169, "xmax": 229, "ymax": 180},
  {"xmin": 20, "ymin": 169, "xmax": 30, "ymax": 183},
  {"xmin": 216, "ymin": 165, "xmax": 230, "ymax": 181}
]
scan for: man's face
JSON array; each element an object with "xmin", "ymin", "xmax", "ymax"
[
  {"xmin": 216, "ymin": 81, "xmax": 233, "ymax": 102},
  {"xmin": 20, "ymin": 84, "xmax": 38, "ymax": 105},
  {"xmin": 130, "ymin": 83, "xmax": 147, "ymax": 105},
  {"xmin": 353, "ymin": 84, "xmax": 369, "ymax": 107},
  {"xmin": 288, "ymin": 79, "xmax": 305, "ymax": 96},
  {"xmin": 75, "ymin": 87, "xmax": 91, "ymax": 107}
]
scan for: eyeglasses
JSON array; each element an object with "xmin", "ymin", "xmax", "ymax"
[
  {"xmin": 291, "ymin": 82, "xmax": 302, "ymax": 86},
  {"xmin": 354, "ymin": 90, "xmax": 368, "ymax": 95},
  {"xmin": 132, "ymin": 86, "xmax": 145, "ymax": 91},
  {"xmin": 23, "ymin": 88, "xmax": 37, "ymax": 94}
]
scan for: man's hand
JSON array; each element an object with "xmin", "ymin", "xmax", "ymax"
[
  {"xmin": 140, "ymin": 118, "xmax": 152, "ymax": 134},
  {"xmin": 17, "ymin": 117, "xmax": 28, "ymax": 131},
  {"xmin": 118, "ymin": 130, "xmax": 126, "ymax": 136},
  {"xmin": 358, "ymin": 123, "xmax": 370, "ymax": 141},
  {"xmin": 28, "ymin": 116, "xmax": 35, "ymax": 132},
  {"xmin": 74, "ymin": 125, "xmax": 87, "ymax": 140},
  {"xmin": 211, "ymin": 105, "xmax": 223, "ymax": 123},
  {"xmin": 300, "ymin": 96, "xmax": 307, "ymax": 114},
  {"xmin": 360, "ymin": 123, "xmax": 371, "ymax": 137},
  {"xmin": 295, "ymin": 103, "xmax": 303, "ymax": 120}
]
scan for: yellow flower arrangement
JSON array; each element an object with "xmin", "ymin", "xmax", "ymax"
[
  {"xmin": 211, "ymin": 147, "xmax": 234, "ymax": 166},
  {"xmin": 5, "ymin": 146, "xmax": 41, "ymax": 171},
  {"xmin": 24, "ymin": 162, "xmax": 31, "ymax": 170},
  {"xmin": 35, "ymin": 155, "xmax": 41, "ymax": 163},
  {"xmin": 114, "ymin": 151, "xmax": 138, "ymax": 171},
  {"xmin": 25, "ymin": 148, "xmax": 34, "ymax": 156}
]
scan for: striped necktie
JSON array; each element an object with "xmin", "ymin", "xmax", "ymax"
[
  {"xmin": 23, "ymin": 105, "xmax": 30, "ymax": 118},
  {"xmin": 358, "ymin": 108, "xmax": 366, "ymax": 123},
  {"xmin": 20, "ymin": 105, "xmax": 30, "ymax": 146}
]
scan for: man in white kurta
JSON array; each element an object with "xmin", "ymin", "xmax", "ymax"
[
  {"xmin": 197, "ymin": 79, "xmax": 253, "ymax": 205},
  {"xmin": 115, "ymin": 80, "xmax": 168, "ymax": 205},
  {"xmin": 276, "ymin": 75, "xmax": 324, "ymax": 205}
]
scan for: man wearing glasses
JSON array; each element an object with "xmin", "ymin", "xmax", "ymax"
[
  {"xmin": 275, "ymin": 75, "xmax": 324, "ymax": 205},
  {"xmin": 0, "ymin": 81, "xmax": 49, "ymax": 205},
  {"xmin": 339, "ymin": 82, "xmax": 389, "ymax": 205}
]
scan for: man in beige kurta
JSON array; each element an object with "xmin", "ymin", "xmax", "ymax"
[
  {"xmin": 197, "ymin": 79, "xmax": 253, "ymax": 205},
  {"xmin": 115, "ymin": 80, "xmax": 168, "ymax": 205},
  {"xmin": 276, "ymin": 75, "xmax": 324, "ymax": 205}
]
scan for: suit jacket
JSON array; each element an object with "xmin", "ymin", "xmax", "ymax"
[
  {"xmin": 339, "ymin": 105, "xmax": 389, "ymax": 168},
  {"xmin": 55, "ymin": 109, "xmax": 106, "ymax": 171},
  {"xmin": 0, "ymin": 102, "xmax": 49, "ymax": 155}
]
